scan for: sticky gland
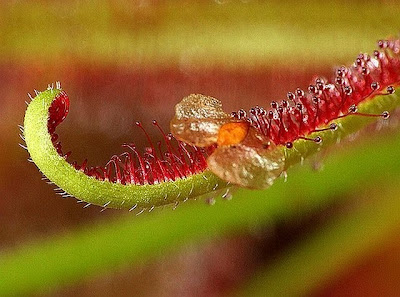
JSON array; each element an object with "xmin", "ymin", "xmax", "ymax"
[{"xmin": 23, "ymin": 38, "xmax": 400, "ymax": 210}]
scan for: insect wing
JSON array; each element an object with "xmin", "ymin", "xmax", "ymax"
[
  {"xmin": 170, "ymin": 94, "xmax": 231, "ymax": 147},
  {"xmin": 207, "ymin": 141, "xmax": 285, "ymax": 189},
  {"xmin": 207, "ymin": 128, "xmax": 285, "ymax": 189}
]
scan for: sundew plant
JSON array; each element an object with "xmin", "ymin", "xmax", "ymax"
[
  {"xmin": 2, "ymin": 1, "xmax": 400, "ymax": 296},
  {"xmin": 23, "ymin": 40, "xmax": 400, "ymax": 210}
]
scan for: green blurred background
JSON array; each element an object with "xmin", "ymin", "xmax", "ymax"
[{"xmin": 1, "ymin": 1, "xmax": 400, "ymax": 296}]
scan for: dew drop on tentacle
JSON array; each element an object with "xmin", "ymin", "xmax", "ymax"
[
  {"xmin": 287, "ymin": 92, "xmax": 295, "ymax": 101},
  {"xmin": 382, "ymin": 111, "xmax": 390, "ymax": 119},
  {"xmin": 386, "ymin": 86, "xmax": 395, "ymax": 94}
]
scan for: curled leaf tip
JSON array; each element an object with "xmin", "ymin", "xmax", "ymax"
[{"xmin": 23, "ymin": 84, "xmax": 228, "ymax": 211}]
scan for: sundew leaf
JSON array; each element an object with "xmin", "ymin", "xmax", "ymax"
[
  {"xmin": 22, "ymin": 85, "xmax": 400, "ymax": 209},
  {"xmin": 4, "ymin": 122, "xmax": 400, "ymax": 296}
]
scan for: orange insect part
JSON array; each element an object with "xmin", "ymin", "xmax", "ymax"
[{"xmin": 217, "ymin": 122, "xmax": 249, "ymax": 146}]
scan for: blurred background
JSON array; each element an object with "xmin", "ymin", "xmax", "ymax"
[{"xmin": 1, "ymin": 0, "xmax": 400, "ymax": 296}]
